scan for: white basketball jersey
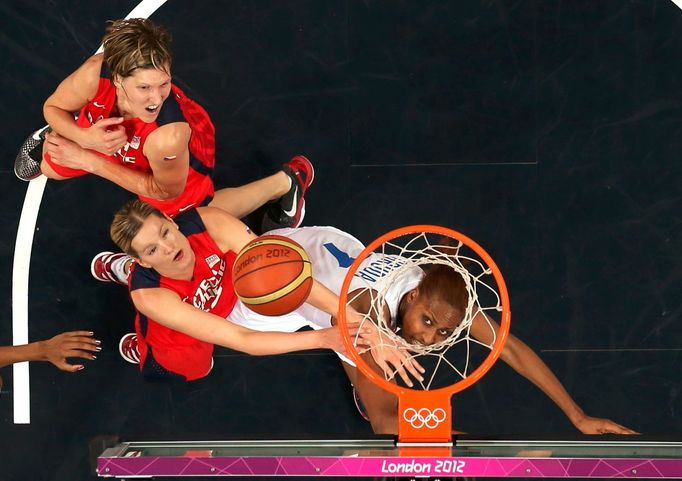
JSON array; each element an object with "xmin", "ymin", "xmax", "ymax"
[{"xmin": 227, "ymin": 226, "xmax": 424, "ymax": 361}]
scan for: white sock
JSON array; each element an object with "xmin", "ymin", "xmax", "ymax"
[{"xmin": 110, "ymin": 255, "xmax": 131, "ymax": 284}]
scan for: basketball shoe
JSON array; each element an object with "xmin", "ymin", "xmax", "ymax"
[
  {"xmin": 119, "ymin": 333, "xmax": 140, "ymax": 364},
  {"xmin": 14, "ymin": 125, "xmax": 51, "ymax": 181},
  {"xmin": 91, "ymin": 251, "xmax": 131, "ymax": 285},
  {"xmin": 261, "ymin": 155, "xmax": 314, "ymax": 232}
]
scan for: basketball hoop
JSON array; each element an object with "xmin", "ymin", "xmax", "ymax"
[{"xmin": 338, "ymin": 225, "xmax": 511, "ymax": 448}]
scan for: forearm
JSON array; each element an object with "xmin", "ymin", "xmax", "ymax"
[
  {"xmin": 504, "ymin": 338, "xmax": 584, "ymax": 425},
  {"xmin": 87, "ymin": 154, "xmax": 181, "ymax": 200},
  {"xmin": 0, "ymin": 342, "xmax": 45, "ymax": 368},
  {"xmin": 306, "ymin": 280, "xmax": 342, "ymax": 318},
  {"xmin": 43, "ymin": 105, "xmax": 89, "ymax": 147},
  {"xmin": 237, "ymin": 329, "xmax": 327, "ymax": 356}
]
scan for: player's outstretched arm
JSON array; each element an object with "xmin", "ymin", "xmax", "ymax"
[
  {"xmin": 131, "ymin": 287, "xmax": 353, "ymax": 356},
  {"xmin": 0, "ymin": 331, "xmax": 99, "ymax": 372},
  {"xmin": 469, "ymin": 311, "xmax": 638, "ymax": 434}
]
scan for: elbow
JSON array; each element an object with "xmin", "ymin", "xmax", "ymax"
[
  {"xmin": 147, "ymin": 182, "xmax": 184, "ymax": 201},
  {"xmin": 369, "ymin": 415, "xmax": 398, "ymax": 435},
  {"xmin": 371, "ymin": 421, "xmax": 397, "ymax": 435}
]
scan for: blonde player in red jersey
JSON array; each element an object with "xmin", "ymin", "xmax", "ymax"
[{"xmin": 15, "ymin": 18, "xmax": 310, "ymax": 229}]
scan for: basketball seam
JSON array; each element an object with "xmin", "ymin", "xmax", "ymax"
[{"xmin": 236, "ymin": 261, "xmax": 312, "ymax": 305}]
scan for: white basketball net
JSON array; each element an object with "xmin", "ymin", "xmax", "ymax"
[{"xmin": 347, "ymin": 231, "xmax": 503, "ymax": 390}]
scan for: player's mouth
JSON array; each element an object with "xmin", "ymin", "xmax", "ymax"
[
  {"xmin": 145, "ymin": 104, "xmax": 160, "ymax": 113},
  {"xmin": 173, "ymin": 250, "xmax": 184, "ymax": 262}
]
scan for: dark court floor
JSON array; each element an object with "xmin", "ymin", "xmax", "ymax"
[{"xmin": 1, "ymin": 1, "xmax": 682, "ymax": 480}]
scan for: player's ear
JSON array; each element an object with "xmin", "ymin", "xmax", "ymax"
[
  {"xmin": 407, "ymin": 289, "xmax": 418, "ymax": 303},
  {"xmin": 163, "ymin": 213, "xmax": 178, "ymax": 229},
  {"xmin": 135, "ymin": 258, "xmax": 152, "ymax": 268}
]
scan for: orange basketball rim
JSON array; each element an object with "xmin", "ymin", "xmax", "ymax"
[{"xmin": 338, "ymin": 225, "xmax": 511, "ymax": 446}]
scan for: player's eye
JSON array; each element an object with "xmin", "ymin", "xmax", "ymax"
[
  {"xmin": 438, "ymin": 328, "xmax": 450, "ymax": 336},
  {"xmin": 148, "ymin": 247, "xmax": 156, "ymax": 255},
  {"xmin": 423, "ymin": 316, "xmax": 432, "ymax": 326},
  {"xmin": 162, "ymin": 228, "xmax": 169, "ymax": 238}
]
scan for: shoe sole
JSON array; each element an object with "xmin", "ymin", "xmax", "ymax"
[
  {"xmin": 91, "ymin": 252, "xmax": 115, "ymax": 283},
  {"xmin": 292, "ymin": 199, "xmax": 306, "ymax": 228},
  {"xmin": 119, "ymin": 335, "xmax": 140, "ymax": 364},
  {"xmin": 297, "ymin": 155, "xmax": 315, "ymax": 190}
]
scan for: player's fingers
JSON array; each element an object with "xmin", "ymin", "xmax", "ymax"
[
  {"xmin": 64, "ymin": 348, "xmax": 98, "ymax": 360},
  {"xmin": 376, "ymin": 358, "xmax": 392, "ymax": 378},
  {"xmin": 402, "ymin": 356, "xmax": 424, "ymax": 382},
  {"xmin": 64, "ymin": 334, "xmax": 99, "ymax": 345},
  {"xmin": 345, "ymin": 321, "xmax": 360, "ymax": 335},
  {"xmin": 95, "ymin": 117, "xmax": 124, "ymax": 127},
  {"xmin": 389, "ymin": 357, "xmax": 414, "ymax": 387},
  {"xmin": 56, "ymin": 359, "xmax": 83, "ymax": 372},
  {"xmin": 404, "ymin": 354, "xmax": 425, "ymax": 374},
  {"xmin": 65, "ymin": 340, "xmax": 101, "ymax": 352},
  {"xmin": 44, "ymin": 132, "xmax": 60, "ymax": 146},
  {"xmin": 64, "ymin": 330, "xmax": 95, "ymax": 337},
  {"xmin": 610, "ymin": 424, "xmax": 639, "ymax": 435}
]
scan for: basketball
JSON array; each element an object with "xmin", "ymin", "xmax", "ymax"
[{"xmin": 232, "ymin": 235, "xmax": 313, "ymax": 316}]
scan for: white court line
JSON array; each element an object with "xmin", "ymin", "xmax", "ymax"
[
  {"xmin": 671, "ymin": 0, "xmax": 682, "ymax": 10},
  {"xmin": 11, "ymin": 0, "xmax": 168, "ymax": 424}
]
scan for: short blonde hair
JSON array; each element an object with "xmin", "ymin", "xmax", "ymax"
[
  {"xmin": 110, "ymin": 199, "xmax": 165, "ymax": 257},
  {"xmin": 102, "ymin": 18, "xmax": 172, "ymax": 79}
]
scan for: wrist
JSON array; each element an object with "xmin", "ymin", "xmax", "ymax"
[
  {"xmin": 72, "ymin": 127, "xmax": 89, "ymax": 149},
  {"xmin": 84, "ymin": 151, "xmax": 104, "ymax": 174},
  {"xmin": 317, "ymin": 329, "xmax": 330, "ymax": 350},
  {"xmin": 568, "ymin": 407, "xmax": 586, "ymax": 426},
  {"xmin": 33, "ymin": 341, "xmax": 49, "ymax": 362}
]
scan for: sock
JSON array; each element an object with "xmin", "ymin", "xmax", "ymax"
[{"xmin": 110, "ymin": 255, "xmax": 131, "ymax": 284}]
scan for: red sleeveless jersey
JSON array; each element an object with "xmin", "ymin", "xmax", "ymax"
[
  {"xmin": 44, "ymin": 62, "xmax": 216, "ymax": 217},
  {"xmin": 128, "ymin": 209, "xmax": 238, "ymax": 381}
]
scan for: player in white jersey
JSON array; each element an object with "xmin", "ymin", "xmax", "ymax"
[
  {"xmin": 227, "ymin": 226, "xmax": 636, "ymax": 436},
  {"xmin": 229, "ymin": 226, "xmax": 420, "ymax": 334}
]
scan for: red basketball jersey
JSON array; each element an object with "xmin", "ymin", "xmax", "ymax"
[
  {"xmin": 44, "ymin": 62, "xmax": 216, "ymax": 217},
  {"xmin": 129, "ymin": 209, "xmax": 238, "ymax": 381}
]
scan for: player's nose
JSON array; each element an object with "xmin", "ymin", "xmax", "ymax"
[
  {"xmin": 159, "ymin": 240, "xmax": 174, "ymax": 254},
  {"xmin": 421, "ymin": 330, "xmax": 437, "ymax": 345}
]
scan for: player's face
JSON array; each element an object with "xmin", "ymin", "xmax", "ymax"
[
  {"xmin": 131, "ymin": 214, "xmax": 194, "ymax": 277},
  {"xmin": 399, "ymin": 289, "xmax": 462, "ymax": 346},
  {"xmin": 116, "ymin": 66, "xmax": 172, "ymax": 123}
]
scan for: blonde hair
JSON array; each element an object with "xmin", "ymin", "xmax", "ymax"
[
  {"xmin": 110, "ymin": 199, "xmax": 165, "ymax": 257},
  {"xmin": 102, "ymin": 18, "xmax": 172, "ymax": 79}
]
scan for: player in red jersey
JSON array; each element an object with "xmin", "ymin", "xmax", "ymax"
[
  {"xmin": 15, "ymin": 18, "xmax": 308, "ymax": 228},
  {"xmin": 107, "ymin": 199, "xmax": 369, "ymax": 381}
]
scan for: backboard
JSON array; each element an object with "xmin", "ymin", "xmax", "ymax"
[{"xmin": 98, "ymin": 436, "xmax": 682, "ymax": 478}]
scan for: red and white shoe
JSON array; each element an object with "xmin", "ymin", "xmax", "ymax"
[
  {"xmin": 119, "ymin": 333, "xmax": 140, "ymax": 364},
  {"xmin": 262, "ymin": 155, "xmax": 315, "ymax": 232},
  {"xmin": 90, "ymin": 251, "xmax": 130, "ymax": 285}
]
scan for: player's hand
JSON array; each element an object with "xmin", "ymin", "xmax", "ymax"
[
  {"xmin": 81, "ymin": 117, "xmax": 128, "ymax": 155},
  {"xmin": 321, "ymin": 322, "xmax": 363, "ymax": 357},
  {"xmin": 39, "ymin": 331, "xmax": 100, "ymax": 372},
  {"xmin": 361, "ymin": 321, "xmax": 425, "ymax": 387},
  {"xmin": 45, "ymin": 131, "xmax": 94, "ymax": 170},
  {"xmin": 574, "ymin": 414, "xmax": 639, "ymax": 435}
]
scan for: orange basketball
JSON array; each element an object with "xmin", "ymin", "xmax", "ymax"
[{"xmin": 232, "ymin": 235, "xmax": 313, "ymax": 316}]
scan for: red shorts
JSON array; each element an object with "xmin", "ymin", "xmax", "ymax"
[{"xmin": 136, "ymin": 321, "xmax": 214, "ymax": 382}]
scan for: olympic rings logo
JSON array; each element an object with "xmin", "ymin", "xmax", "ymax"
[{"xmin": 402, "ymin": 407, "xmax": 447, "ymax": 429}]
